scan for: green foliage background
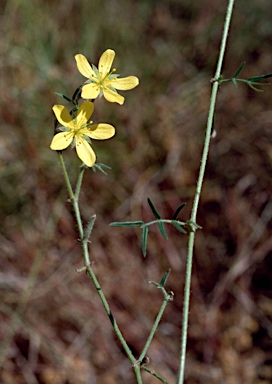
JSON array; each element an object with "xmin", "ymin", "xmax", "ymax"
[{"xmin": 1, "ymin": 0, "xmax": 272, "ymax": 383}]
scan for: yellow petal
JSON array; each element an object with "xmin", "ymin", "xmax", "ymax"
[
  {"xmin": 75, "ymin": 102, "xmax": 94, "ymax": 128},
  {"xmin": 111, "ymin": 76, "xmax": 139, "ymax": 90},
  {"xmin": 81, "ymin": 83, "xmax": 101, "ymax": 100},
  {"xmin": 50, "ymin": 132, "xmax": 73, "ymax": 150},
  {"xmin": 103, "ymin": 87, "xmax": 124, "ymax": 105},
  {"xmin": 83, "ymin": 124, "xmax": 115, "ymax": 140},
  {"xmin": 98, "ymin": 49, "xmax": 115, "ymax": 77},
  {"xmin": 75, "ymin": 137, "xmax": 96, "ymax": 167},
  {"xmin": 75, "ymin": 54, "xmax": 96, "ymax": 79},
  {"xmin": 53, "ymin": 105, "xmax": 74, "ymax": 129}
]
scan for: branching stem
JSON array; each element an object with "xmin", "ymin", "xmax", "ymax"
[
  {"xmin": 57, "ymin": 153, "xmax": 143, "ymax": 383},
  {"xmin": 138, "ymin": 290, "xmax": 173, "ymax": 363}
]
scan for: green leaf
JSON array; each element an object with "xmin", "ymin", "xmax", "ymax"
[
  {"xmin": 172, "ymin": 203, "xmax": 186, "ymax": 220},
  {"xmin": 110, "ymin": 221, "xmax": 144, "ymax": 227},
  {"xmin": 232, "ymin": 62, "xmax": 246, "ymax": 78},
  {"xmin": 248, "ymin": 73, "xmax": 272, "ymax": 82},
  {"xmin": 84, "ymin": 214, "xmax": 96, "ymax": 240},
  {"xmin": 55, "ymin": 92, "xmax": 72, "ymax": 102},
  {"xmin": 171, "ymin": 220, "xmax": 187, "ymax": 234},
  {"xmin": 247, "ymin": 82, "xmax": 263, "ymax": 92},
  {"xmin": 231, "ymin": 77, "xmax": 237, "ymax": 87},
  {"xmin": 92, "ymin": 163, "xmax": 111, "ymax": 175},
  {"xmin": 150, "ymin": 281, "xmax": 160, "ymax": 288},
  {"xmin": 147, "ymin": 198, "xmax": 161, "ymax": 219},
  {"xmin": 158, "ymin": 221, "xmax": 168, "ymax": 239},
  {"xmin": 72, "ymin": 85, "xmax": 83, "ymax": 101},
  {"xmin": 160, "ymin": 269, "xmax": 171, "ymax": 287},
  {"xmin": 142, "ymin": 226, "xmax": 148, "ymax": 257},
  {"xmin": 250, "ymin": 81, "xmax": 271, "ymax": 86}
]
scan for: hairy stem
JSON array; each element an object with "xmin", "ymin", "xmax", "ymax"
[
  {"xmin": 177, "ymin": 1, "xmax": 235, "ymax": 383},
  {"xmin": 139, "ymin": 290, "xmax": 173, "ymax": 363},
  {"xmin": 58, "ymin": 154, "xmax": 143, "ymax": 383}
]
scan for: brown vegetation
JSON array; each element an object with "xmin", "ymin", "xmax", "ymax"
[{"xmin": 1, "ymin": 0, "xmax": 272, "ymax": 383}]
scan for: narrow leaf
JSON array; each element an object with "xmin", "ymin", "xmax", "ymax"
[
  {"xmin": 110, "ymin": 221, "xmax": 144, "ymax": 227},
  {"xmin": 172, "ymin": 220, "xmax": 187, "ymax": 234},
  {"xmin": 142, "ymin": 226, "xmax": 148, "ymax": 257},
  {"xmin": 147, "ymin": 198, "xmax": 161, "ymax": 219},
  {"xmin": 84, "ymin": 214, "xmax": 96, "ymax": 240},
  {"xmin": 248, "ymin": 73, "xmax": 272, "ymax": 82},
  {"xmin": 158, "ymin": 221, "xmax": 168, "ymax": 239},
  {"xmin": 172, "ymin": 203, "xmax": 186, "ymax": 220},
  {"xmin": 150, "ymin": 281, "xmax": 161, "ymax": 288},
  {"xmin": 231, "ymin": 77, "xmax": 237, "ymax": 87},
  {"xmin": 92, "ymin": 163, "xmax": 111, "ymax": 175},
  {"xmin": 250, "ymin": 81, "xmax": 271, "ymax": 86},
  {"xmin": 72, "ymin": 85, "xmax": 82, "ymax": 101},
  {"xmin": 160, "ymin": 269, "xmax": 171, "ymax": 287},
  {"xmin": 247, "ymin": 83, "xmax": 263, "ymax": 92},
  {"xmin": 55, "ymin": 92, "xmax": 72, "ymax": 102},
  {"xmin": 232, "ymin": 62, "xmax": 246, "ymax": 78}
]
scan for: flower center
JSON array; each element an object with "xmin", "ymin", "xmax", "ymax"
[{"xmin": 99, "ymin": 68, "xmax": 117, "ymax": 86}]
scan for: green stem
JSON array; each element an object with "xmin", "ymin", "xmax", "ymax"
[
  {"xmin": 85, "ymin": 264, "xmax": 136, "ymax": 365},
  {"xmin": 177, "ymin": 1, "xmax": 235, "ymax": 383},
  {"xmin": 141, "ymin": 365, "xmax": 169, "ymax": 383},
  {"xmin": 74, "ymin": 165, "xmax": 86, "ymax": 200},
  {"xmin": 58, "ymin": 152, "xmax": 74, "ymax": 201},
  {"xmin": 58, "ymin": 153, "xmax": 84, "ymax": 239},
  {"xmin": 138, "ymin": 290, "xmax": 173, "ymax": 363},
  {"xmin": 57, "ymin": 154, "xmax": 142, "ymax": 383},
  {"xmin": 219, "ymin": 78, "xmax": 247, "ymax": 84},
  {"xmin": 134, "ymin": 365, "xmax": 143, "ymax": 384},
  {"xmin": 144, "ymin": 219, "xmax": 186, "ymax": 227}
]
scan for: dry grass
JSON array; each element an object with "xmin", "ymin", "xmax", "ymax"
[{"xmin": 1, "ymin": 0, "xmax": 272, "ymax": 383}]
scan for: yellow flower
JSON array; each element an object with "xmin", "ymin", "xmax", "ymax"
[
  {"xmin": 50, "ymin": 102, "xmax": 115, "ymax": 167},
  {"xmin": 75, "ymin": 49, "xmax": 139, "ymax": 105}
]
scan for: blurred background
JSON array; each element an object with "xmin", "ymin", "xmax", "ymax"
[{"xmin": 1, "ymin": 0, "xmax": 272, "ymax": 383}]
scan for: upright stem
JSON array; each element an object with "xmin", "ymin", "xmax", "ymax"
[
  {"xmin": 177, "ymin": 1, "xmax": 235, "ymax": 383},
  {"xmin": 57, "ymin": 153, "xmax": 142, "ymax": 383},
  {"xmin": 58, "ymin": 153, "xmax": 84, "ymax": 239}
]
